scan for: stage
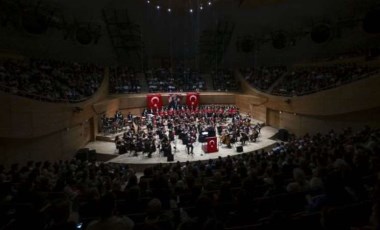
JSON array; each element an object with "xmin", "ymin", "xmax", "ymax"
[{"xmin": 85, "ymin": 125, "xmax": 279, "ymax": 169}]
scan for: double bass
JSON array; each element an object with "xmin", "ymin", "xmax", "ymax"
[{"xmin": 220, "ymin": 132, "xmax": 232, "ymax": 148}]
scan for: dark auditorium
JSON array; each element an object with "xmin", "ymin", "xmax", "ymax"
[{"xmin": 1, "ymin": 0, "xmax": 380, "ymax": 229}]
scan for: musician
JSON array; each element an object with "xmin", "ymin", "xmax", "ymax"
[
  {"xmin": 161, "ymin": 140, "xmax": 172, "ymax": 157},
  {"xmin": 147, "ymin": 120, "xmax": 154, "ymax": 132},
  {"xmin": 114, "ymin": 110, "xmax": 123, "ymax": 121},
  {"xmin": 240, "ymin": 132, "xmax": 249, "ymax": 146},
  {"xmin": 186, "ymin": 134, "xmax": 195, "ymax": 155},
  {"xmin": 115, "ymin": 135, "xmax": 123, "ymax": 154},
  {"xmin": 168, "ymin": 129, "xmax": 175, "ymax": 141},
  {"xmin": 256, "ymin": 123, "xmax": 262, "ymax": 133},
  {"xmin": 250, "ymin": 129, "xmax": 259, "ymax": 142},
  {"xmin": 127, "ymin": 112, "xmax": 133, "ymax": 121},
  {"xmin": 148, "ymin": 139, "xmax": 156, "ymax": 158}
]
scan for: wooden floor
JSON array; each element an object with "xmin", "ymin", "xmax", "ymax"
[{"xmin": 85, "ymin": 125, "xmax": 279, "ymax": 168}]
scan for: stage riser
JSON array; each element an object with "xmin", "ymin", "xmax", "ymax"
[{"xmin": 96, "ymin": 135, "xmax": 115, "ymax": 142}]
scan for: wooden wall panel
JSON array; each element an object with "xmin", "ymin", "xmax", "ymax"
[
  {"xmin": 118, "ymin": 95, "xmax": 147, "ymax": 109},
  {"xmin": 267, "ymin": 109, "xmax": 280, "ymax": 128},
  {"xmin": 277, "ymin": 106, "xmax": 380, "ymax": 136},
  {"xmin": 235, "ymin": 94, "xmax": 268, "ymax": 122},
  {"xmin": 200, "ymin": 93, "xmax": 236, "ymax": 105},
  {"xmin": 0, "ymin": 123, "xmax": 90, "ymax": 166},
  {"xmin": 92, "ymin": 98, "xmax": 120, "ymax": 115},
  {"xmin": 252, "ymin": 105, "xmax": 267, "ymax": 123}
]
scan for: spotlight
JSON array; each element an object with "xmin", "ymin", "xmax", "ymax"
[
  {"xmin": 208, "ymin": 1, "xmax": 212, "ymax": 5},
  {"xmin": 200, "ymin": 5, "xmax": 203, "ymax": 10},
  {"xmin": 167, "ymin": 8, "xmax": 171, "ymax": 12},
  {"xmin": 189, "ymin": 8, "xmax": 193, "ymax": 13},
  {"xmin": 156, "ymin": 5, "xmax": 160, "ymax": 10},
  {"xmin": 147, "ymin": 0, "xmax": 150, "ymax": 3}
]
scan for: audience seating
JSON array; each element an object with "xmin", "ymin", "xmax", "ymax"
[{"xmin": 0, "ymin": 58, "xmax": 104, "ymax": 102}]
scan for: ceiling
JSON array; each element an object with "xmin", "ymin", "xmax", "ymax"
[{"xmin": 1, "ymin": 0, "xmax": 378, "ymax": 63}]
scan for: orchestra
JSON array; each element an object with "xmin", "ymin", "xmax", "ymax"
[{"xmin": 105, "ymin": 104, "xmax": 262, "ymax": 158}]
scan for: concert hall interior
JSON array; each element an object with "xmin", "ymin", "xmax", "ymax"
[{"xmin": 0, "ymin": 0, "xmax": 380, "ymax": 229}]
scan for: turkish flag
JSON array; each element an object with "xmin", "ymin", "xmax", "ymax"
[
  {"xmin": 206, "ymin": 137, "xmax": 218, "ymax": 153},
  {"xmin": 186, "ymin": 92, "xmax": 200, "ymax": 108},
  {"xmin": 147, "ymin": 94, "xmax": 163, "ymax": 109}
]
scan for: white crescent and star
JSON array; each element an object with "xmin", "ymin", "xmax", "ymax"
[
  {"xmin": 209, "ymin": 140, "xmax": 215, "ymax": 146},
  {"xmin": 189, "ymin": 95, "xmax": 198, "ymax": 102},
  {"xmin": 150, "ymin": 96, "xmax": 160, "ymax": 106}
]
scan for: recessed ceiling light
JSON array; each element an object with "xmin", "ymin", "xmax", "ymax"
[
  {"xmin": 208, "ymin": 1, "xmax": 212, "ymax": 6},
  {"xmin": 189, "ymin": 8, "xmax": 193, "ymax": 13},
  {"xmin": 147, "ymin": 0, "xmax": 150, "ymax": 3},
  {"xmin": 156, "ymin": 5, "xmax": 160, "ymax": 10},
  {"xmin": 168, "ymin": 8, "xmax": 171, "ymax": 12}
]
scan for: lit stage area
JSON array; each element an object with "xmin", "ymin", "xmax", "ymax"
[{"xmin": 85, "ymin": 124, "xmax": 279, "ymax": 168}]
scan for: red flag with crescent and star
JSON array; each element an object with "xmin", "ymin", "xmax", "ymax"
[
  {"xmin": 186, "ymin": 92, "xmax": 200, "ymax": 109},
  {"xmin": 147, "ymin": 94, "xmax": 163, "ymax": 109},
  {"xmin": 206, "ymin": 137, "xmax": 218, "ymax": 153}
]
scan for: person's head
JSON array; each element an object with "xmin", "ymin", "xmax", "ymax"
[
  {"xmin": 146, "ymin": 198, "xmax": 162, "ymax": 217},
  {"xmin": 50, "ymin": 198, "xmax": 71, "ymax": 224},
  {"xmin": 98, "ymin": 192, "xmax": 116, "ymax": 219},
  {"xmin": 293, "ymin": 168, "xmax": 306, "ymax": 183}
]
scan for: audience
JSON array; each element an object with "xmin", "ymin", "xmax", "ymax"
[
  {"xmin": 86, "ymin": 192, "xmax": 134, "ymax": 230},
  {"xmin": 242, "ymin": 65, "xmax": 287, "ymax": 91},
  {"xmin": 146, "ymin": 67, "xmax": 206, "ymax": 92},
  {"xmin": 109, "ymin": 66, "xmax": 141, "ymax": 94},
  {"xmin": 0, "ymin": 58, "xmax": 104, "ymax": 102},
  {"xmin": 211, "ymin": 69, "xmax": 240, "ymax": 92},
  {"xmin": 272, "ymin": 63, "xmax": 378, "ymax": 96},
  {"xmin": 0, "ymin": 125, "xmax": 378, "ymax": 230}
]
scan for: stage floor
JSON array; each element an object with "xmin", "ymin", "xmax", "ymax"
[{"xmin": 85, "ymin": 125, "xmax": 279, "ymax": 166}]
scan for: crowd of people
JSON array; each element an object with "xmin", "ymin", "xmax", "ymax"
[
  {"xmin": 271, "ymin": 63, "xmax": 378, "ymax": 96},
  {"xmin": 0, "ymin": 125, "xmax": 379, "ymax": 230},
  {"xmin": 110, "ymin": 104, "xmax": 249, "ymax": 158},
  {"xmin": 146, "ymin": 68, "xmax": 206, "ymax": 93},
  {"xmin": 109, "ymin": 66, "xmax": 141, "ymax": 94},
  {"xmin": 242, "ymin": 66, "xmax": 287, "ymax": 91},
  {"xmin": 211, "ymin": 69, "xmax": 240, "ymax": 92},
  {"xmin": 0, "ymin": 58, "xmax": 104, "ymax": 102}
]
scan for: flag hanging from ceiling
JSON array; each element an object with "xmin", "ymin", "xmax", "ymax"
[
  {"xmin": 147, "ymin": 94, "xmax": 163, "ymax": 109},
  {"xmin": 186, "ymin": 92, "xmax": 200, "ymax": 108}
]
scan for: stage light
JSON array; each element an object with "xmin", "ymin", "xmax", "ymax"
[
  {"xmin": 167, "ymin": 8, "xmax": 171, "ymax": 12},
  {"xmin": 189, "ymin": 8, "xmax": 193, "ymax": 13},
  {"xmin": 156, "ymin": 5, "xmax": 160, "ymax": 10}
]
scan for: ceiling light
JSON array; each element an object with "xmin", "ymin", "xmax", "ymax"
[
  {"xmin": 156, "ymin": 5, "xmax": 160, "ymax": 10},
  {"xmin": 147, "ymin": 0, "xmax": 150, "ymax": 3},
  {"xmin": 200, "ymin": 5, "xmax": 203, "ymax": 10},
  {"xmin": 167, "ymin": 8, "xmax": 171, "ymax": 12},
  {"xmin": 189, "ymin": 8, "xmax": 193, "ymax": 13},
  {"xmin": 208, "ymin": 1, "xmax": 212, "ymax": 6}
]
